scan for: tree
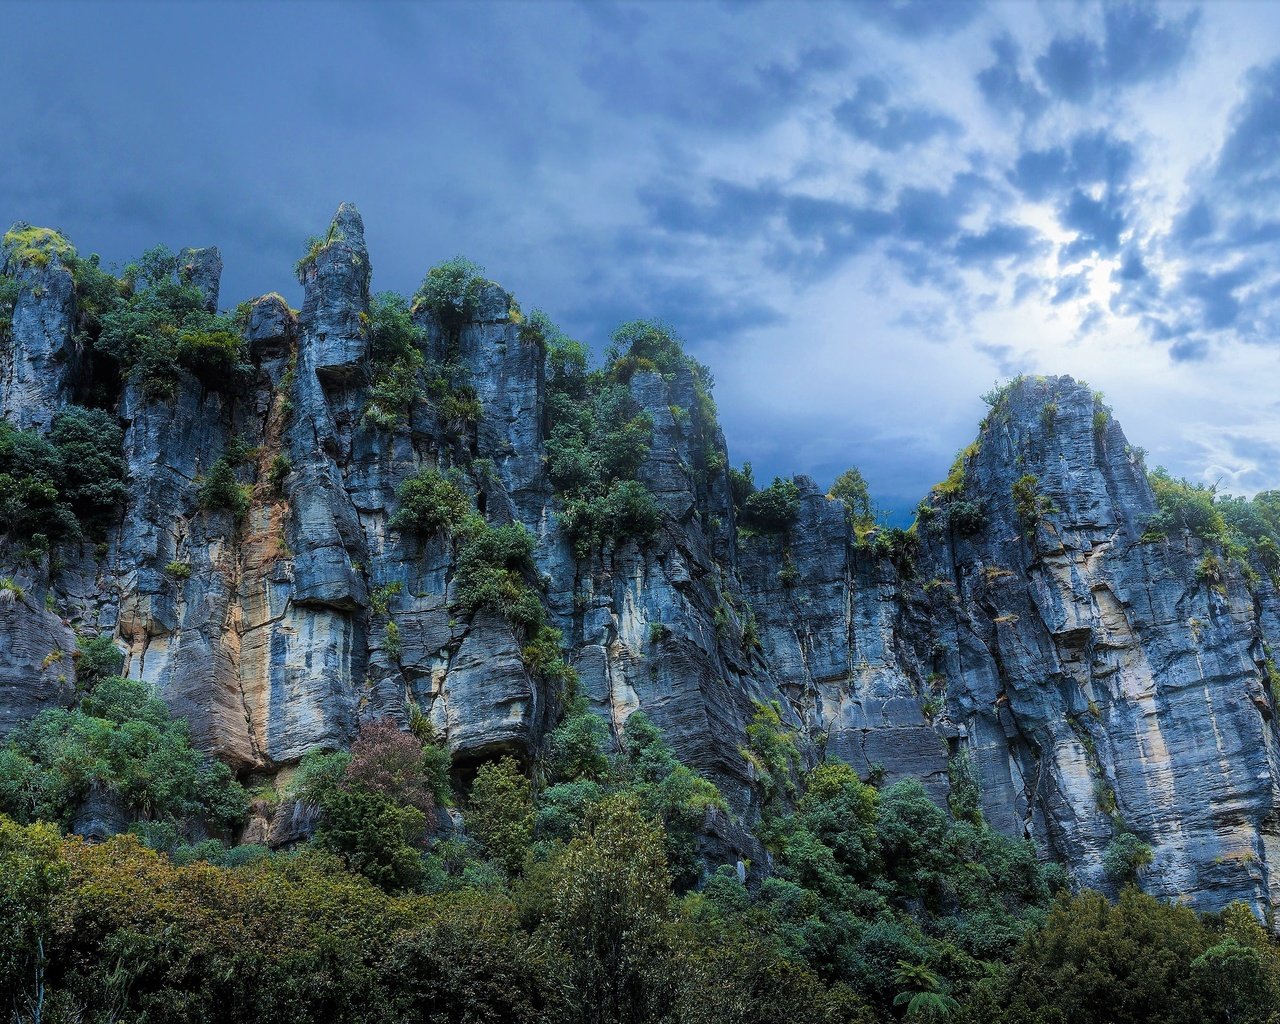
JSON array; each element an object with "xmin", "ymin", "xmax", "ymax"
[
  {"xmin": 892, "ymin": 962, "xmax": 959, "ymax": 1021},
  {"xmin": 0, "ymin": 817, "xmax": 69, "ymax": 1021},
  {"xmin": 296, "ymin": 719, "xmax": 439, "ymax": 891},
  {"xmin": 741, "ymin": 478, "xmax": 801, "ymax": 533},
  {"xmin": 466, "ymin": 757, "xmax": 534, "ymax": 876},
  {"xmin": 530, "ymin": 793, "xmax": 674, "ymax": 1024},
  {"xmin": 829, "ymin": 467, "xmax": 875, "ymax": 531}
]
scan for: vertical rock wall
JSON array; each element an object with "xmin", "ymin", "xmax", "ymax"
[{"xmin": 1, "ymin": 211, "xmax": 1277, "ymax": 917}]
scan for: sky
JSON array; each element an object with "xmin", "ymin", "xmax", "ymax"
[{"xmin": 4, "ymin": 0, "xmax": 1280, "ymax": 519}]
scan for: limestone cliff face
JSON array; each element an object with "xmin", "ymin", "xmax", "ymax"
[{"xmin": 1, "ymin": 207, "xmax": 1277, "ymax": 917}]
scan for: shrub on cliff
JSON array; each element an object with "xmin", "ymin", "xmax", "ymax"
[
  {"xmin": 364, "ymin": 291, "xmax": 428, "ymax": 429},
  {"xmin": 48, "ymin": 406, "xmax": 127, "ymax": 534},
  {"xmin": 0, "ymin": 675, "xmax": 246, "ymax": 832},
  {"xmin": 0, "ymin": 407, "xmax": 128, "ymax": 546},
  {"xmin": 196, "ymin": 454, "xmax": 250, "ymax": 518},
  {"xmin": 453, "ymin": 521, "xmax": 544, "ymax": 631},
  {"xmin": 96, "ymin": 244, "xmax": 246, "ymax": 398},
  {"xmin": 389, "ymin": 467, "xmax": 472, "ymax": 536},
  {"xmin": 741, "ymin": 476, "xmax": 802, "ymax": 533},
  {"xmin": 413, "ymin": 256, "xmax": 487, "ymax": 331},
  {"xmin": 829, "ymin": 467, "xmax": 876, "ymax": 532}
]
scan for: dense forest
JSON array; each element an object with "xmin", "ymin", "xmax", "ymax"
[{"xmin": 4, "ymin": 673, "xmax": 1278, "ymax": 1024}]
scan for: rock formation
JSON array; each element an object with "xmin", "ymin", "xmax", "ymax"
[{"xmin": 1, "ymin": 206, "xmax": 1277, "ymax": 920}]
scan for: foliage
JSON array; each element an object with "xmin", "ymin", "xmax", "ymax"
[
  {"xmin": 294, "ymin": 217, "xmax": 345, "ymax": 282},
  {"xmin": 2, "ymin": 224, "xmax": 76, "ymax": 270},
  {"xmin": 363, "ymin": 291, "xmax": 427, "ymax": 429},
  {"xmin": 1147, "ymin": 467, "xmax": 1225, "ymax": 542},
  {"xmin": 75, "ymin": 632, "xmax": 123, "ymax": 687},
  {"xmin": 0, "ymin": 675, "xmax": 247, "ymax": 832},
  {"xmin": 0, "ymin": 408, "xmax": 128, "ymax": 547},
  {"xmin": 1145, "ymin": 470, "xmax": 1280, "ymax": 589},
  {"xmin": 294, "ymin": 718, "xmax": 439, "ymax": 891},
  {"xmin": 1102, "ymin": 831, "xmax": 1153, "ymax": 884},
  {"xmin": 0, "ymin": 274, "xmax": 17, "ymax": 343},
  {"xmin": 98, "ymin": 244, "xmax": 246, "ymax": 398},
  {"xmin": 467, "ymin": 756, "xmax": 534, "ymax": 876},
  {"xmin": 1011, "ymin": 474, "xmax": 1055, "ymax": 527},
  {"xmin": 542, "ymin": 325, "xmax": 663, "ymax": 557},
  {"xmin": 829, "ymin": 467, "xmax": 876, "ymax": 533},
  {"xmin": 453, "ymin": 520, "xmax": 545, "ymax": 631},
  {"xmin": 389, "ymin": 466, "xmax": 472, "ymax": 536},
  {"xmin": 413, "ymin": 256, "xmax": 488, "ymax": 331},
  {"xmin": 48, "ymin": 406, "xmax": 128, "ymax": 534},
  {"xmin": 741, "ymin": 477, "xmax": 802, "ymax": 533},
  {"xmin": 269, "ymin": 453, "xmax": 292, "ymax": 494},
  {"xmin": 196, "ymin": 454, "xmax": 251, "ymax": 518},
  {"xmin": 742, "ymin": 700, "xmax": 803, "ymax": 803},
  {"xmin": 968, "ymin": 888, "xmax": 1280, "ymax": 1024}
]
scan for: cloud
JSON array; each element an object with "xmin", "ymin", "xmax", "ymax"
[
  {"xmin": 851, "ymin": 0, "xmax": 984, "ymax": 38},
  {"xmin": 952, "ymin": 222, "xmax": 1042, "ymax": 266},
  {"xmin": 1102, "ymin": 3, "xmax": 1200, "ymax": 88},
  {"xmin": 1035, "ymin": 34, "xmax": 1106, "ymax": 103},
  {"xmin": 1180, "ymin": 265, "xmax": 1255, "ymax": 330},
  {"xmin": 976, "ymin": 34, "xmax": 1048, "ymax": 118},
  {"xmin": 1023, "ymin": 3, "xmax": 1200, "ymax": 106},
  {"xmin": 833, "ymin": 75, "xmax": 962, "ymax": 151},
  {"xmin": 1214, "ymin": 59, "xmax": 1280, "ymax": 199},
  {"xmin": 1061, "ymin": 189, "xmax": 1126, "ymax": 257}
]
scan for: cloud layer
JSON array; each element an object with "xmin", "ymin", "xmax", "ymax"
[{"xmin": 4, "ymin": 0, "xmax": 1280, "ymax": 515}]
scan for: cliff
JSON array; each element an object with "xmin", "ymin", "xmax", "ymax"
[{"xmin": 1, "ymin": 206, "xmax": 1277, "ymax": 918}]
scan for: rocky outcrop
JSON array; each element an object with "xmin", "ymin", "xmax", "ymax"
[
  {"xmin": 1, "ymin": 209, "xmax": 1278, "ymax": 921},
  {"xmin": 1, "ymin": 229, "xmax": 80, "ymax": 431}
]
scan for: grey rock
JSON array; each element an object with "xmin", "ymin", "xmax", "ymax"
[
  {"xmin": 1, "ymin": 215, "xmax": 1277, "ymax": 924},
  {"xmin": 1, "ymin": 226, "xmax": 79, "ymax": 430},
  {"xmin": 178, "ymin": 246, "xmax": 223, "ymax": 312}
]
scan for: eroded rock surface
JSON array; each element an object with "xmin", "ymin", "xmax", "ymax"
[{"xmin": 1, "ymin": 209, "xmax": 1277, "ymax": 919}]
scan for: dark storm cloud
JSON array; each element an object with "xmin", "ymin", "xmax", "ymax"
[{"xmin": 833, "ymin": 76, "xmax": 962, "ymax": 151}]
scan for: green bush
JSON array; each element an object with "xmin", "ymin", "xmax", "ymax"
[
  {"xmin": 1102, "ymin": 830, "xmax": 1153, "ymax": 884},
  {"xmin": 1148, "ymin": 468, "xmax": 1224, "ymax": 541},
  {"xmin": 0, "ymin": 675, "xmax": 247, "ymax": 832},
  {"xmin": 196, "ymin": 455, "xmax": 250, "ymax": 518},
  {"xmin": 363, "ymin": 292, "xmax": 428, "ymax": 430},
  {"xmin": 0, "ymin": 407, "xmax": 126, "ymax": 546},
  {"xmin": 389, "ymin": 467, "xmax": 472, "ymax": 536},
  {"xmin": 0, "ymin": 421, "xmax": 79, "ymax": 546},
  {"xmin": 75, "ymin": 633, "xmax": 123, "ymax": 687},
  {"xmin": 48, "ymin": 406, "xmax": 128, "ymax": 534},
  {"xmin": 413, "ymin": 256, "xmax": 487, "ymax": 331},
  {"xmin": 741, "ymin": 477, "xmax": 802, "ymax": 533},
  {"xmin": 1012, "ymin": 473, "xmax": 1055, "ymax": 526},
  {"xmin": 466, "ymin": 757, "xmax": 533, "ymax": 876},
  {"xmin": 97, "ymin": 245, "xmax": 246, "ymax": 398},
  {"xmin": 0, "ymin": 275, "xmax": 17, "ymax": 342},
  {"xmin": 453, "ymin": 521, "xmax": 544, "ymax": 631},
  {"xmin": 829, "ymin": 467, "xmax": 875, "ymax": 532}
]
